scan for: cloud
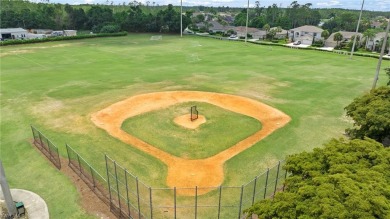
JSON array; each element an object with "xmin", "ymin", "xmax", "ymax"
[
  {"xmin": 85, "ymin": 0, "xmax": 94, "ymax": 3},
  {"xmin": 316, "ymin": 0, "xmax": 342, "ymax": 7}
]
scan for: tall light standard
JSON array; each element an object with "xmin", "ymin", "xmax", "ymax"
[
  {"xmin": 245, "ymin": 0, "xmax": 250, "ymax": 43},
  {"xmin": 180, "ymin": 0, "xmax": 183, "ymax": 37},
  {"xmin": 350, "ymin": 0, "xmax": 364, "ymax": 59},
  {"xmin": 372, "ymin": 18, "xmax": 390, "ymax": 90}
]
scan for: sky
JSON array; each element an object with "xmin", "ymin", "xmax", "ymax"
[{"xmin": 45, "ymin": 0, "xmax": 390, "ymax": 11}]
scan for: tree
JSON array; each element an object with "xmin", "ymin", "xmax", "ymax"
[
  {"xmin": 321, "ymin": 30, "xmax": 329, "ymax": 40},
  {"xmin": 263, "ymin": 23, "xmax": 270, "ymax": 34},
  {"xmin": 245, "ymin": 138, "xmax": 390, "ymax": 218},
  {"xmin": 345, "ymin": 86, "xmax": 390, "ymax": 145},
  {"xmin": 363, "ymin": 29, "xmax": 377, "ymax": 50},
  {"xmin": 333, "ymin": 32, "xmax": 343, "ymax": 47}
]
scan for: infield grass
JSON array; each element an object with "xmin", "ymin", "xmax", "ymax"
[
  {"xmin": 1, "ymin": 34, "xmax": 388, "ymax": 218},
  {"xmin": 121, "ymin": 102, "xmax": 262, "ymax": 159}
]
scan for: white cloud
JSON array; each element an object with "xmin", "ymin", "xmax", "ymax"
[
  {"xmin": 316, "ymin": 0, "xmax": 342, "ymax": 7},
  {"xmin": 85, "ymin": 0, "xmax": 94, "ymax": 3}
]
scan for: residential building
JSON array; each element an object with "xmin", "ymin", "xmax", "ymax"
[
  {"xmin": 366, "ymin": 32, "xmax": 390, "ymax": 54},
  {"xmin": 288, "ymin": 25, "xmax": 324, "ymax": 45},
  {"xmin": 325, "ymin": 31, "xmax": 363, "ymax": 48},
  {"xmin": 0, "ymin": 28, "xmax": 28, "ymax": 40}
]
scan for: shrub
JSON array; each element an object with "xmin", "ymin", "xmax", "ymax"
[
  {"xmin": 0, "ymin": 32, "xmax": 128, "ymax": 46},
  {"xmin": 100, "ymin": 25, "xmax": 120, "ymax": 33}
]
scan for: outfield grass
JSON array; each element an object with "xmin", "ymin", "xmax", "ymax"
[
  {"xmin": 1, "ymin": 34, "xmax": 388, "ymax": 218},
  {"xmin": 121, "ymin": 102, "xmax": 261, "ymax": 159}
]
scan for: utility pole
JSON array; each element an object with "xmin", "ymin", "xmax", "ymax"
[
  {"xmin": 372, "ymin": 18, "xmax": 390, "ymax": 90},
  {"xmin": 180, "ymin": 0, "xmax": 183, "ymax": 37},
  {"xmin": 0, "ymin": 161, "xmax": 17, "ymax": 217},
  {"xmin": 350, "ymin": 0, "xmax": 364, "ymax": 59},
  {"xmin": 245, "ymin": 0, "xmax": 250, "ymax": 43}
]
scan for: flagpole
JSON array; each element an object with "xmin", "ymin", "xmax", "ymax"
[{"xmin": 350, "ymin": 0, "xmax": 364, "ymax": 59}]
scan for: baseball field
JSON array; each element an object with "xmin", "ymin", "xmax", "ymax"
[{"xmin": 0, "ymin": 34, "xmax": 388, "ymax": 218}]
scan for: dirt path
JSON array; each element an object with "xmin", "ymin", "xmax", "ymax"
[{"xmin": 91, "ymin": 91, "xmax": 290, "ymax": 195}]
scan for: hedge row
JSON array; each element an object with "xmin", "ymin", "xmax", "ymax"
[{"xmin": 0, "ymin": 32, "xmax": 128, "ymax": 46}]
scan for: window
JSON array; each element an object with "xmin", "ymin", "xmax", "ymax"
[{"xmin": 314, "ymin": 33, "xmax": 317, "ymax": 37}]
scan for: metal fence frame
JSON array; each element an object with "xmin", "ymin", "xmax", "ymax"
[
  {"xmin": 30, "ymin": 127, "xmax": 289, "ymax": 219},
  {"xmin": 105, "ymin": 155, "xmax": 288, "ymax": 219},
  {"xmin": 31, "ymin": 125, "xmax": 61, "ymax": 169}
]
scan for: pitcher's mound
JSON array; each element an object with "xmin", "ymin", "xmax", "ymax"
[{"xmin": 174, "ymin": 114, "xmax": 206, "ymax": 129}]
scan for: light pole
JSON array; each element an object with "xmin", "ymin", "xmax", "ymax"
[
  {"xmin": 180, "ymin": 0, "xmax": 183, "ymax": 37},
  {"xmin": 245, "ymin": 0, "xmax": 250, "ymax": 43},
  {"xmin": 350, "ymin": 0, "xmax": 364, "ymax": 59},
  {"xmin": 372, "ymin": 18, "xmax": 390, "ymax": 90}
]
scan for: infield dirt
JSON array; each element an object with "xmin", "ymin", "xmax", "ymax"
[{"xmin": 91, "ymin": 91, "xmax": 290, "ymax": 195}]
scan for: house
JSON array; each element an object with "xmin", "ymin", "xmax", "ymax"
[
  {"xmin": 325, "ymin": 31, "xmax": 363, "ymax": 48},
  {"xmin": 207, "ymin": 21, "xmax": 232, "ymax": 33},
  {"xmin": 30, "ymin": 29, "xmax": 53, "ymax": 34},
  {"xmin": 288, "ymin": 25, "xmax": 324, "ymax": 45},
  {"xmin": 270, "ymin": 27, "xmax": 288, "ymax": 39},
  {"xmin": 0, "ymin": 28, "xmax": 28, "ymax": 40},
  {"xmin": 26, "ymin": 33, "xmax": 47, "ymax": 39},
  {"xmin": 366, "ymin": 32, "xmax": 390, "ymax": 53},
  {"xmin": 64, "ymin": 30, "xmax": 77, "ymax": 36},
  {"xmin": 234, "ymin": 26, "xmax": 262, "ymax": 38}
]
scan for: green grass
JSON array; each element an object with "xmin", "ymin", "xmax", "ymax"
[
  {"xmin": 121, "ymin": 102, "xmax": 261, "ymax": 159},
  {"xmin": 1, "ymin": 33, "xmax": 388, "ymax": 218}
]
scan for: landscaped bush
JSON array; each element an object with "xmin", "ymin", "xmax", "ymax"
[{"xmin": 0, "ymin": 32, "xmax": 128, "ymax": 46}]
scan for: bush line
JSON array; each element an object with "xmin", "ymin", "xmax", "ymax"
[{"xmin": 0, "ymin": 31, "xmax": 128, "ymax": 46}]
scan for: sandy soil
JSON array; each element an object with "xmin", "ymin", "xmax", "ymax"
[
  {"xmin": 91, "ymin": 91, "xmax": 290, "ymax": 195},
  {"xmin": 173, "ymin": 114, "xmax": 206, "ymax": 129}
]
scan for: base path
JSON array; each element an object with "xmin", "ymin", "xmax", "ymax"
[{"xmin": 91, "ymin": 91, "xmax": 291, "ymax": 195}]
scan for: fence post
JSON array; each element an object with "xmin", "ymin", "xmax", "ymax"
[
  {"xmin": 38, "ymin": 131, "xmax": 43, "ymax": 147},
  {"xmin": 54, "ymin": 147, "xmax": 61, "ymax": 169},
  {"xmin": 105, "ymin": 155, "xmax": 112, "ymax": 207},
  {"xmin": 65, "ymin": 144, "xmax": 71, "ymax": 166},
  {"xmin": 174, "ymin": 187, "xmax": 177, "ymax": 219},
  {"xmin": 273, "ymin": 161, "xmax": 281, "ymax": 200},
  {"xmin": 217, "ymin": 186, "xmax": 222, "ymax": 219},
  {"xmin": 238, "ymin": 185, "xmax": 244, "ymax": 219},
  {"xmin": 252, "ymin": 176, "xmax": 257, "ymax": 205},
  {"xmin": 263, "ymin": 168, "xmax": 269, "ymax": 199},
  {"xmin": 77, "ymin": 154, "xmax": 82, "ymax": 175},
  {"xmin": 195, "ymin": 186, "xmax": 198, "ymax": 219},
  {"xmin": 31, "ymin": 126, "xmax": 36, "ymax": 143},
  {"xmin": 90, "ymin": 166, "xmax": 95, "ymax": 187},
  {"xmin": 136, "ymin": 177, "xmax": 141, "ymax": 219},
  {"xmin": 283, "ymin": 168, "xmax": 288, "ymax": 191},
  {"xmin": 114, "ymin": 161, "xmax": 121, "ymax": 213},
  {"xmin": 124, "ymin": 170, "xmax": 131, "ymax": 218},
  {"xmin": 47, "ymin": 138, "xmax": 52, "ymax": 158},
  {"xmin": 149, "ymin": 187, "xmax": 153, "ymax": 219}
]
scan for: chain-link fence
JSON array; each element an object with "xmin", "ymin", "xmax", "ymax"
[
  {"xmin": 66, "ymin": 144, "xmax": 110, "ymax": 205},
  {"xmin": 31, "ymin": 125, "xmax": 61, "ymax": 169},
  {"xmin": 30, "ymin": 127, "xmax": 289, "ymax": 219},
  {"xmin": 105, "ymin": 156, "xmax": 288, "ymax": 219}
]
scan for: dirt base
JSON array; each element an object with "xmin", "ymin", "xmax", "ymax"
[
  {"xmin": 173, "ymin": 114, "xmax": 206, "ymax": 129},
  {"xmin": 91, "ymin": 91, "xmax": 290, "ymax": 195}
]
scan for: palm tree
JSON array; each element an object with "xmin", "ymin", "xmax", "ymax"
[
  {"xmin": 363, "ymin": 29, "xmax": 376, "ymax": 50},
  {"xmin": 334, "ymin": 32, "xmax": 343, "ymax": 47},
  {"xmin": 263, "ymin": 24, "xmax": 270, "ymax": 35},
  {"xmin": 321, "ymin": 30, "xmax": 330, "ymax": 40}
]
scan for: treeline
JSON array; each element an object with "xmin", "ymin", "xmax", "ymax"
[
  {"xmin": 0, "ymin": 0, "xmax": 190, "ymax": 33},
  {"xmin": 1, "ymin": 0, "xmax": 390, "ymax": 34},
  {"xmin": 235, "ymin": 1, "xmax": 390, "ymax": 33}
]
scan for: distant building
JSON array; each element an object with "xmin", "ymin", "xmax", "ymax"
[
  {"xmin": 288, "ymin": 25, "xmax": 324, "ymax": 45},
  {"xmin": 325, "ymin": 31, "xmax": 363, "ymax": 48},
  {"xmin": 366, "ymin": 32, "xmax": 390, "ymax": 54},
  {"xmin": 0, "ymin": 28, "xmax": 28, "ymax": 40},
  {"xmin": 64, "ymin": 30, "xmax": 77, "ymax": 36}
]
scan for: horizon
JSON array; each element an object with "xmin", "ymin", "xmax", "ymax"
[{"xmin": 30, "ymin": 0, "xmax": 390, "ymax": 12}]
